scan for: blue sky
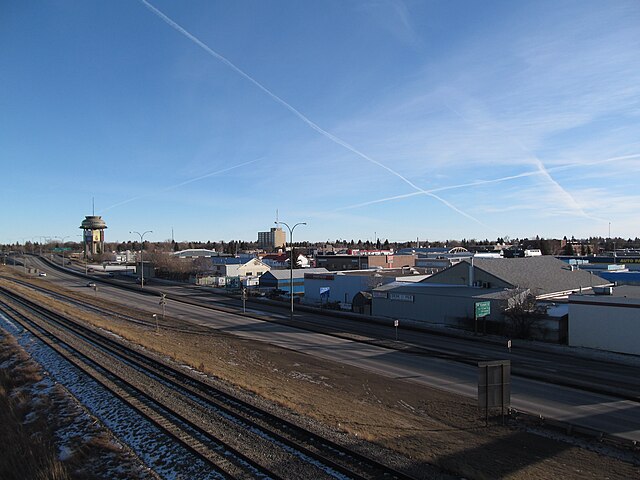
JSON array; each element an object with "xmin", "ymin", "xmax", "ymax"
[{"xmin": 2, "ymin": 0, "xmax": 639, "ymax": 245}]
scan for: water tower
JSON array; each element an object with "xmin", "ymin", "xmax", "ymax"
[{"xmin": 79, "ymin": 215, "xmax": 107, "ymax": 257}]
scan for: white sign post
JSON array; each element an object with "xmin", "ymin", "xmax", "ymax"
[{"xmin": 394, "ymin": 319, "xmax": 399, "ymax": 341}]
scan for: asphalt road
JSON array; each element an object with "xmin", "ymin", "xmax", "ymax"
[{"xmin": 17, "ymin": 257, "xmax": 640, "ymax": 442}]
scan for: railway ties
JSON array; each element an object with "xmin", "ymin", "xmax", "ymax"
[
  {"xmin": 0, "ymin": 294, "xmax": 282, "ymax": 479},
  {"xmin": 0, "ymin": 287, "xmax": 414, "ymax": 480}
]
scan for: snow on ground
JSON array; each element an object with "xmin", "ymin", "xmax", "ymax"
[{"xmin": 0, "ymin": 312, "xmax": 224, "ymax": 480}]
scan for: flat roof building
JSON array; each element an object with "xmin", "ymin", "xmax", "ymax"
[
  {"xmin": 569, "ymin": 286, "xmax": 640, "ymax": 355},
  {"xmin": 258, "ymin": 227, "xmax": 286, "ymax": 251}
]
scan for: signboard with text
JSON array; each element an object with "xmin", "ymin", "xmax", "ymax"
[{"xmin": 475, "ymin": 301, "xmax": 491, "ymax": 318}]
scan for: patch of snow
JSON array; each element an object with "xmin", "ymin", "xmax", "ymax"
[{"xmin": 0, "ymin": 315, "xmax": 225, "ymax": 480}]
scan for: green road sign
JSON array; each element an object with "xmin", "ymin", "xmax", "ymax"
[
  {"xmin": 52, "ymin": 247, "xmax": 73, "ymax": 252},
  {"xmin": 475, "ymin": 301, "xmax": 491, "ymax": 318}
]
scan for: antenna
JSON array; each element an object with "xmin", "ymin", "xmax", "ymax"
[
  {"xmin": 92, "ymin": 197, "xmax": 95, "ymax": 216},
  {"xmin": 276, "ymin": 209, "xmax": 279, "ymax": 225}
]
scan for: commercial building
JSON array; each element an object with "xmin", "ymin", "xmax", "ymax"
[
  {"xmin": 373, "ymin": 256, "xmax": 612, "ymax": 340},
  {"xmin": 303, "ymin": 268, "xmax": 428, "ymax": 309},
  {"xmin": 259, "ymin": 268, "xmax": 329, "ymax": 295},
  {"xmin": 399, "ymin": 246, "xmax": 473, "ymax": 273},
  {"xmin": 315, "ymin": 253, "xmax": 415, "ymax": 271},
  {"xmin": 421, "ymin": 256, "xmax": 609, "ymax": 300},
  {"xmin": 257, "ymin": 227, "xmax": 286, "ymax": 251},
  {"xmin": 568, "ymin": 286, "xmax": 640, "ymax": 355}
]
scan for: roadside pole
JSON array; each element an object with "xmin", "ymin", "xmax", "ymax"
[
  {"xmin": 159, "ymin": 294, "xmax": 167, "ymax": 325},
  {"xmin": 394, "ymin": 319, "xmax": 399, "ymax": 341}
]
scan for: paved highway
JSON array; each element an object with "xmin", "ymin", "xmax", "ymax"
[{"xmin": 15, "ymin": 257, "xmax": 640, "ymax": 442}]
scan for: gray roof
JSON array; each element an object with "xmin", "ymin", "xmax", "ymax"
[
  {"xmin": 374, "ymin": 282, "xmax": 517, "ymax": 300},
  {"xmin": 211, "ymin": 256, "xmax": 249, "ymax": 265},
  {"xmin": 434, "ymin": 257, "xmax": 611, "ymax": 297},
  {"xmin": 576, "ymin": 285, "xmax": 640, "ymax": 299},
  {"xmin": 265, "ymin": 267, "xmax": 329, "ymax": 280}
]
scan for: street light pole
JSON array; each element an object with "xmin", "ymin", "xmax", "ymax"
[
  {"xmin": 55, "ymin": 236, "xmax": 70, "ymax": 268},
  {"xmin": 130, "ymin": 230, "xmax": 152, "ymax": 288},
  {"xmin": 276, "ymin": 221, "xmax": 306, "ymax": 320}
]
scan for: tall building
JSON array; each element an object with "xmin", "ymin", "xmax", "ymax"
[{"xmin": 258, "ymin": 227, "xmax": 286, "ymax": 251}]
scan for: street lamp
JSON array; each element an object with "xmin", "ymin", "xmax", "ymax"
[
  {"xmin": 276, "ymin": 221, "xmax": 306, "ymax": 319},
  {"xmin": 55, "ymin": 236, "xmax": 71, "ymax": 268},
  {"xmin": 130, "ymin": 231, "xmax": 152, "ymax": 288},
  {"xmin": 76, "ymin": 235, "xmax": 88, "ymax": 274}
]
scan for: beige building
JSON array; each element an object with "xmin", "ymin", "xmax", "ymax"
[
  {"xmin": 258, "ymin": 227, "xmax": 286, "ymax": 250},
  {"xmin": 211, "ymin": 257, "xmax": 270, "ymax": 278}
]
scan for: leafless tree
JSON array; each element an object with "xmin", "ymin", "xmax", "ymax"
[{"xmin": 502, "ymin": 291, "xmax": 546, "ymax": 339}]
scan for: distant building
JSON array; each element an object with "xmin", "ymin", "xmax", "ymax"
[
  {"xmin": 399, "ymin": 246, "xmax": 473, "ymax": 273},
  {"xmin": 259, "ymin": 268, "xmax": 329, "ymax": 295},
  {"xmin": 316, "ymin": 253, "xmax": 415, "ymax": 271},
  {"xmin": 257, "ymin": 227, "xmax": 286, "ymax": 251},
  {"xmin": 210, "ymin": 257, "xmax": 270, "ymax": 278},
  {"xmin": 303, "ymin": 268, "xmax": 428, "ymax": 309},
  {"xmin": 261, "ymin": 253, "xmax": 310, "ymax": 269},
  {"xmin": 260, "ymin": 253, "xmax": 289, "ymax": 268}
]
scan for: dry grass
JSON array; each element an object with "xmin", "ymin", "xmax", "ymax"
[{"xmin": 0, "ymin": 333, "xmax": 71, "ymax": 480}]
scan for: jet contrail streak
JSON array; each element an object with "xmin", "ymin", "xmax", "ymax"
[
  {"xmin": 100, "ymin": 157, "xmax": 261, "ymax": 213},
  {"xmin": 140, "ymin": 0, "xmax": 487, "ymax": 227},
  {"xmin": 337, "ymin": 153, "xmax": 640, "ymax": 212},
  {"xmin": 446, "ymin": 99, "xmax": 596, "ymax": 220}
]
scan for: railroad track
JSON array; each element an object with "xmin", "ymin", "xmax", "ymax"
[
  {"xmin": 0, "ymin": 287, "xmax": 415, "ymax": 480},
  {"xmin": 0, "ymin": 275, "xmax": 213, "ymax": 335}
]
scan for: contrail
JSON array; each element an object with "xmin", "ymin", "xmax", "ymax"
[
  {"xmin": 101, "ymin": 157, "xmax": 261, "ymax": 213},
  {"xmin": 337, "ymin": 153, "xmax": 640, "ymax": 211},
  {"xmin": 139, "ymin": 0, "xmax": 487, "ymax": 227},
  {"xmin": 445, "ymin": 100, "xmax": 596, "ymax": 220}
]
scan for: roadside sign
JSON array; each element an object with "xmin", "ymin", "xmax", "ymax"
[
  {"xmin": 225, "ymin": 276, "xmax": 241, "ymax": 290},
  {"xmin": 475, "ymin": 301, "xmax": 491, "ymax": 318},
  {"xmin": 394, "ymin": 320, "xmax": 399, "ymax": 327},
  {"xmin": 52, "ymin": 247, "xmax": 72, "ymax": 252},
  {"xmin": 478, "ymin": 360, "xmax": 511, "ymax": 425}
]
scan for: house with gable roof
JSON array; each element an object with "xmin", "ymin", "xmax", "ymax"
[{"xmin": 210, "ymin": 256, "xmax": 270, "ymax": 278}]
